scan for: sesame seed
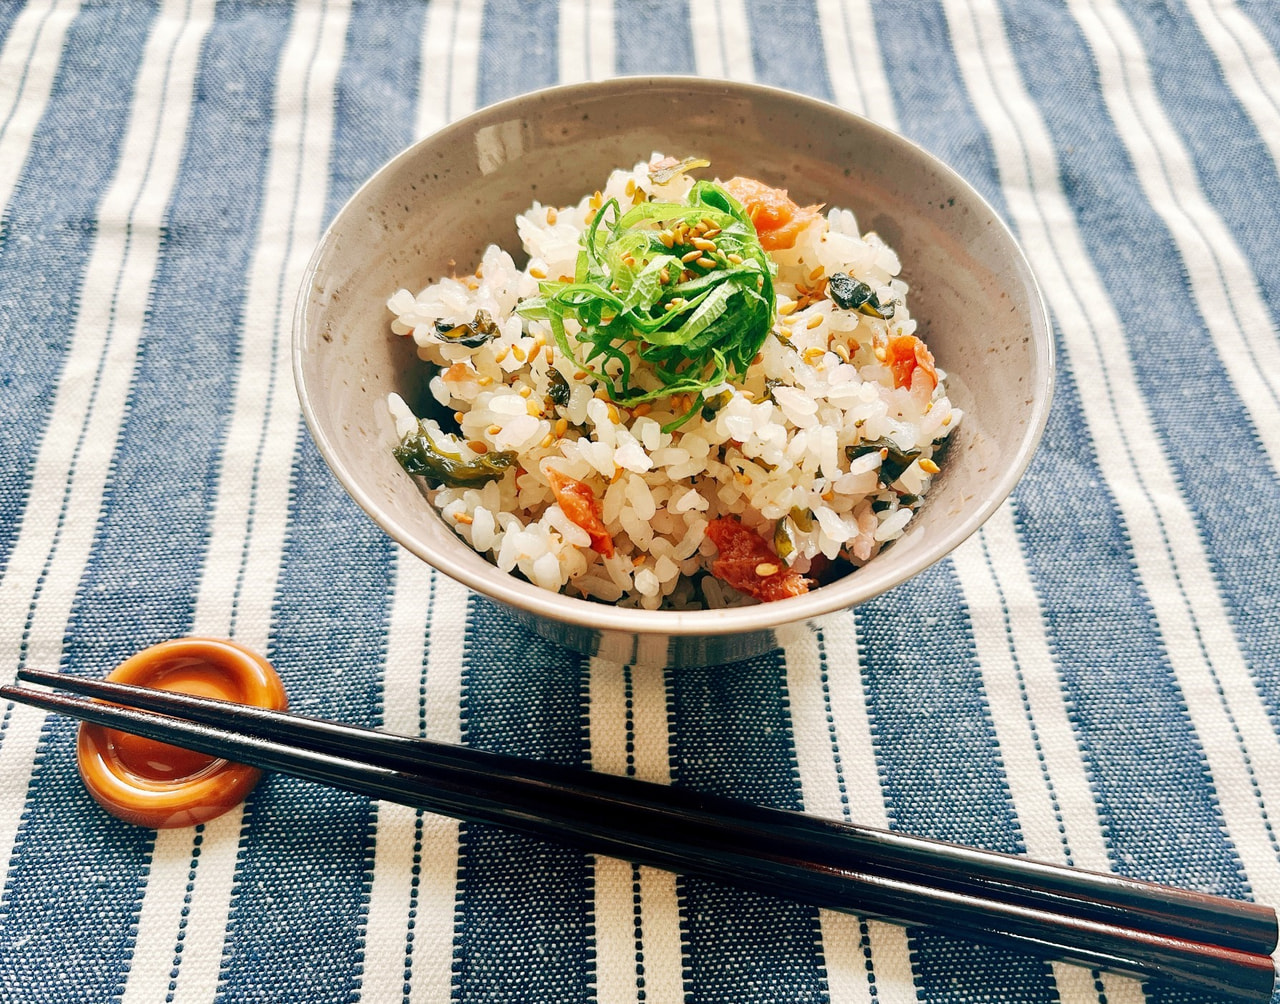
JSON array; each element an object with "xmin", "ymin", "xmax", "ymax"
[
  {"xmin": 833, "ymin": 343, "xmax": 851, "ymax": 363},
  {"xmin": 633, "ymin": 402, "xmax": 652, "ymax": 417},
  {"xmin": 526, "ymin": 399, "xmax": 543, "ymax": 417},
  {"xmin": 540, "ymin": 434, "xmax": 554, "ymax": 449},
  {"xmin": 512, "ymin": 345, "xmax": 527, "ymax": 362},
  {"xmin": 554, "ymin": 417, "xmax": 569, "ymax": 437},
  {"xmin": 518, "ymin": 385, "xmax": 532, "ymax": 398},
  {"xmin": 453, "ymin": 512, "xmax": 474, "ymax": 525},
  {"xmin": 808, "ymin": 265, "xmax": 825, "ymax": 281},
  {"xmin": 477, "ymin": 375, "xmax": 494, "ymax": 386},
  {"xmin": 803, "ymin": 347, "xmax": 825, "ymax": 363},
  {"xmin": 755, "ymin": 562, "xmax": 779, "ymax": 577},
  {"xmin": 633, "ymin": 554, "xmax": 647, "ymax": 567},
  {"xmin": 544, "ymin": 346, "xmax": 554, "ymax": 365},
  {"xmin": 494, "ymin": 347, "xmax": 509, "ymax": 363},
  {"xmin": 487, "ymin": 424, "xmax": 502, "ymax": 436},
  {"xmin": 625, "ymin": 178, "xmax": 636, "ymax": 196},
  {"xmin": 573, "ymin": 371, "xmax": 590, "ymax": 380},
  {"xmin": 529, "ymin": 266, "xmax": 546, "ymax": 279},
  {"xmin": 453, "ymin": 411, "xmax": 464, "ymax": 424},
  {"xmin": 467, "ymin": 441, "xmax": 488, "ymax": 454},
  {"xmin": 607, "ymin": 404, "xmax": 620, "ymax": 424},
  {"xmin": 546, "ymin": 208, "xmax": 557, "ymax": 225}
]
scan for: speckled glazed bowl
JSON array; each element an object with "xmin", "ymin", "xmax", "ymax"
[{"xmin": 293, "ymin": 77, "xmax": 1053, "ymax": 667}]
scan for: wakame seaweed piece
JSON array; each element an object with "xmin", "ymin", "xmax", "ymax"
[
  {"xmin": 547, "ymin": 367, "xmax": 571, "ymax": 406},
  {"xmin": 701, "ymin": 388, "xmax": 732, "ymax": 421},
  {"xmin": 394, "ymin": 425, "xmax": 516, "ymax": 488},
  {"xmin": 827, "ymin": 272, "xmax": 895, "ymax": 320},
  {"xmin": 433, "ymin": 309, "xmax": 500, "ymax": 347},
  {"xmin": 846, "ymin": 438, "xmax": 923, "ymax": 486}
]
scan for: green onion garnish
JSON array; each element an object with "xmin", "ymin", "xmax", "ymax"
[{"xmin": 518, "ymin": 180, "xmax": 776, "ymax": 431}]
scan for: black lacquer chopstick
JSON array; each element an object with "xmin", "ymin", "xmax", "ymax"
[{"xmin": 5, "ymin": 671, "xmax": 1276, "ymax": 1002}]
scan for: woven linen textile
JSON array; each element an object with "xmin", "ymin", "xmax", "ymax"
[{"xmin": 2, "ymin": 1, "xmax": 1279, "ymax": 1001}]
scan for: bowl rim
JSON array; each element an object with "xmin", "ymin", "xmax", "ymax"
[{"xmin": 294, "ymin": 75, "xmax": 1055, "ymax": 641}]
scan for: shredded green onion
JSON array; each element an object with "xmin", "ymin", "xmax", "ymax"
[{"xmin": 517, "ymin": 180, "xmax": 776, "ymax": 431}]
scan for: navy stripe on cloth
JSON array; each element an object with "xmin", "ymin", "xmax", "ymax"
[
  {"xmin": 613, "ymin": 0, "xmax": 694, "ymax": 75},
  {"xmin": 668, "ymin": 652, "xmax": 828, "ymax": 1004},
  {"xmin": 476, "ymin": 0, "xmax": 558, "ymax": 108},
  {"xmin": 213, "ymin": 4, "xmax": 419, "ymax": 993},
  {"xmin": 63, "ymin": 0, "xmax": 291, "ymax": 670},
  {"xmin": 870, "ymin": 0, "xmax": 1005, "ymax": 212},
  {"xmin": 743, "ymin": 0, "xmax": 830, "ymax": 96},
  {"xmin": 452, "ymin": 597, "xmax": 593, "ymax": 1004},
  {"xmin": 0, "ymin": 1, "xmax": 152, "ymax": 589},
  {"xmin": 0, "ymin": 3, "xmax": 163, "ymax": 997},
  {"xmin": 856, "ymin": 562, "xmax": 1060, "ymax": 1001},
  {"xmin": 217, "ymin": 428, "xmax": 394, "ymax": 1002}
]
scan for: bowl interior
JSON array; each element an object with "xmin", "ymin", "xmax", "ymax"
[{"xmin": 294, "ymin": 78, "xmax": 1052, "ymax": 662}]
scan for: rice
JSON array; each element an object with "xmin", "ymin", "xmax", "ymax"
[{"xmin": 385, "ymin": 155, "xmax": 960, "ymax": 610}]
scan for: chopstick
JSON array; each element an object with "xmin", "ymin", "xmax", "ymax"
[{"xmin": 5, "ymin": 670, "xmax": 1276, "ymax": 1001}]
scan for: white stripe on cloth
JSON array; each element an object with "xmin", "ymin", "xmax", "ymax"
[
  {"xmin": 944, "ymin": 0, "xmax": 1280, "ymax": 914},
  {"xmin": 953, "ymin": 512, "xmax": 1146, "ymax": 1004},
  {"xmin": 0, "ymin": 0, "xmax": 212, "ymax": 916},
  {"xmin": 0, "ymin": 0, "xmax": 81, "ymax": 211},
  {"xmin": 121, "ymin": 3, "xmax": 351, "ymax": 1000},
  {"xmin": 1185, "ymin": 0, "xmax": 1280, "ymax": 184},
  {"xmin": 558, "ymin": 0, "xmax": 615, "ymax": 85},
  {"xmin": 689, "ymin": 0, "xmax": 753, "ymax": 83},
  {"xmin": 813, "ymin": 0, "xmax": 898, "ymax": 130},
  {"xmin": 416, "ymin": 0, "xmax": 483, "ymax": 139},
  {"xmin": 587, "ymin": 659, "xmax": 685, "ymax": 1004},
  {"xmin": 787, "ymin": 615, "xmax": 917, "ymax": 1004},
  {"xmin": 360, "ymin": 563, "xmax": 468, "ymax": 1004},
  {"xmin": 1070, "ymin": 0, "xmax": 1280, "ymax": 469}
]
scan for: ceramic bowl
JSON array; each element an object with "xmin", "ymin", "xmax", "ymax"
[{"xmin": 293, "ymin": 77, "xmax": 1053, "ymax": 667}]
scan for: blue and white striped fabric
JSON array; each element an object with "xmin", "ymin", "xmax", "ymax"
[{"xmin": 2, "ymin": 1, "xmax": 1278, "ymax": 1001}]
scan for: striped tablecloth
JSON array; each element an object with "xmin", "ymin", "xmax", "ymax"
[{"xmin": 3, "ymin": 1, "xmax": 1279, "ymax": 1002}]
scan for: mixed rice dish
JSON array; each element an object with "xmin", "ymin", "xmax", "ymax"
[{"xmin": 386, "ymin": 155, "xmax": 960, "ymax": 610}]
